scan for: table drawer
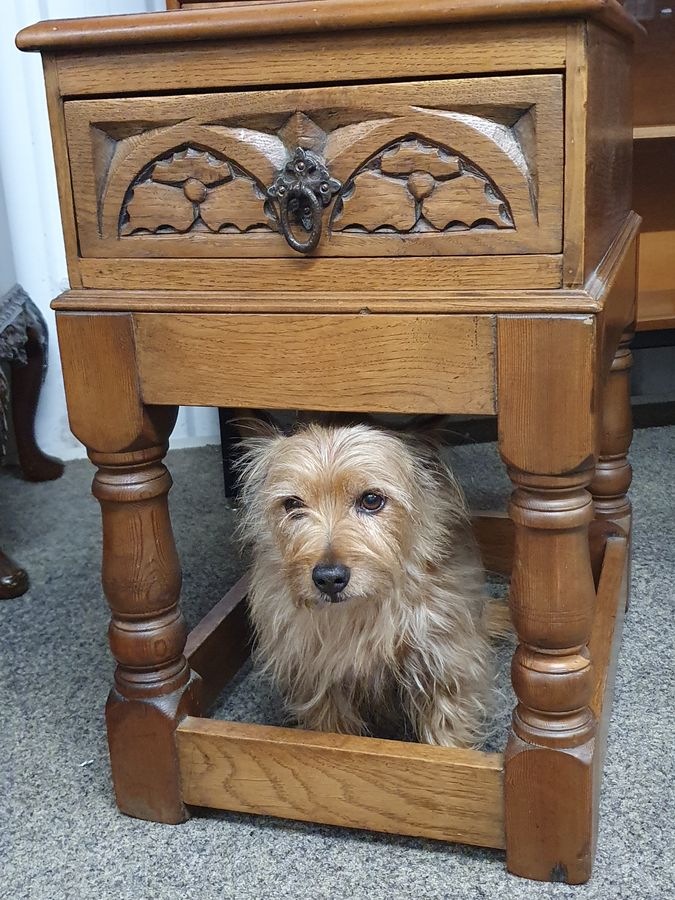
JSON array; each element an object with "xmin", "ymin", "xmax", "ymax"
[{"xmin": 64, "ymin": 74, "xmax": 563, "ymax": 261}]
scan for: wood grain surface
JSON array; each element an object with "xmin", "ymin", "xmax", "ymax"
[
  {"xmin": 591, "ymin": 217, "xmax": 638, "ymax": 378},
  {"xmin": 89, "ymin": 432, "xmax": 202, "ymax": 823},
  {"xmin": 77, "ymin": 255, "xmax": 562, "ymax": 292},
  {"xmin": 42, "ymin": 56, "xmax": 81, "ymax": 288},
  {"xmin": 591, "ymin": 331, "xmax": 634, "ymax": 530},
  {"xmin": 582, "ymin": 24, "xmax": 633, "ymax": 283},
  {"xmin": 497, "ymin": 315, "xmax": 597, "ymax": 474},
  {"xmin": 185, "ymin": 576, "xmax": 252, "ymax": 710},
  {"xmin": 632, "ymin": 6, "xmax": 675, "ymax": 128},
  {"xmin": 589, "ymin": 532, "xmax": 628, "ymax": 777},
  {"xmin": 23, "ymin": 0, "xmax": 637, "ymax": 881},
  {"xmin": 53, "ymin": 286, "xmax": 603, "ymax": 316},
  {"xmin": 562, "ymin": 22, "xmax": 588, "ymax": 287},
  {"xmin": 633, "ymin": 125, "xmax": 675, "ymax": 327},
  {"xmin": 56, "ymin": 313, "xmax": 172, "ymax": 453},
  {"xmin": 135, "ymin": 312, "xmax": 495, "ymax": 414},
  {"xmin": 177, "ymin": 717, "xmax": 505, "ymax": 847},
  {"xmin": 16, "ymin": 0, "xmax": 641, "ymax": 53},
  {"xmin": 52, "ymin": 23, "xmax": 567, "ymax": 98},
  {"xmin": 503, "ymin": 466, "xmax": 598, "ymax": 883}
]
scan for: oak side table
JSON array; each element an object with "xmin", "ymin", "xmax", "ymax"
[{"xmin": 18, "ymin": 0, "xmax": 641, "ymax": 883}]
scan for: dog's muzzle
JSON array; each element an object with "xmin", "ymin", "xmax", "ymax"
[{"xmin": 312, "ymin": 563, "xmax": 351, "ymax": 601}]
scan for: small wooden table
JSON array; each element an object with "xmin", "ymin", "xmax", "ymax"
[{"xmin": 18, "ymin": 0, "xmax": 640, "ymax": 883}]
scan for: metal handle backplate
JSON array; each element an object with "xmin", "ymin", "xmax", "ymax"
[{"xmin": 267, "ymin": 148, "xmax": 341, "ymax": 254}]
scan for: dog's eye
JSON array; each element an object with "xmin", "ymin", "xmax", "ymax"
[
  {"xmin": 358, "ymin": 492, "xmax": 386, "ymax": 513},
  {"xmin": 283, "ymin": 497, "xmax": 305, "ymax": 514}
]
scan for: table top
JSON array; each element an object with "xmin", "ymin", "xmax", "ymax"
[{"xmin": 17, "ymin": 0, "xmax": 642, "ymax": 52}]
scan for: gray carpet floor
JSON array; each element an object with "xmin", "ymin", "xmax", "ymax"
[{"xmin": 1, "ymin": 428, "xmax": 674, "ymax": 900}]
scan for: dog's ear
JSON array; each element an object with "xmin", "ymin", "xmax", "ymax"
[
  {"xmin": 398, "ymin": 421, "xmax": 468, "ymax": 520},
  {"xmin": 228, "ymin": 410, "xmax": 283, "ymax": 440},
  {"xmin": 232, "ymin": 415, "xmax": 287, "ymax": 531},
  {"xmin": 396, "ymin": 415, "xmax": 451, "ymax": 458},
  {"xmin": 397, "ymin": 414, "xmax": 482, "ymax": 452},
  {"xmin": 229, "ymin": 413, "xmax": 283, "ymax": 508}
]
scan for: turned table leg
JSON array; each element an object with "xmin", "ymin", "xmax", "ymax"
[
  {"xmin": 498, "ymin": 316, "xmax": 600, "ymax": 882},
  {"xmin": 591, "ymin": 331, "xmax": 633, "ymax": 610},
  {"xmin": 505, "ymin": 468, "xmax": 597, "ymax": 882},
  {"xmin": 57, "ymin": 313, "xmax": 203, "ymax": 822},
  {"xmin": 591, "ymin": 331, "xmax": 633, "ymax": 532},
  {"xmin": 90, "ymin": 443, "xmax": 202, "ymax": 823}
]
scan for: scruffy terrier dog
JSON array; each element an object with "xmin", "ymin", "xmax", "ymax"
[{"xmin": 237, "ymin": 420, "xmax": 503, "ymax": 748}]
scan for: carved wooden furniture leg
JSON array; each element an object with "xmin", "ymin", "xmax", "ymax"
[
  {"xmin": 91, "ymin": 443, "xmax": 202, "ymax": 822},
  {"xmin": 499, "ymin": 317, "xmax": 599, "ymax": 883},
  {"xmin": 591, "ymin": 331, "xmax": 633, "ymax": 609},
  {"xmin": 0, "ymin": 287, "xmax": 64, "ymax": 482},
  {"xmin": 591, "ymin": 331, "xmax": 634, "ymax": 532},
  {"xmin": 11, "ymin": 325, "xmax": 64, "ymax": 482},
  {"xmin": 57, "ymin": 313, "xmax": 203, "ymax": 823},
  {"xmin": 0, "ymin": 547, "xmax": 29, "ymax": 600},
  {"xmin": 505, "ymin": 468, "xmax": 597, "ymax": 883}
]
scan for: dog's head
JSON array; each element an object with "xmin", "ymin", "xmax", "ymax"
[{"xmin": 237, "ymin": 421, "xmax": 467, "ymax": 608}]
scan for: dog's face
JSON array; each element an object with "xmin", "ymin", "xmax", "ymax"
[{"xmin": 238, "ymin": 423, "xmax": 461, "ymax": 608}]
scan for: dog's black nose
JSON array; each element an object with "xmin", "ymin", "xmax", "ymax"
[{"xmin": 312, "ymin": 563, "xmax": 351, "ymax": 597}]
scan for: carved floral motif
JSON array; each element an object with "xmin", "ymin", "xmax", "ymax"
[
  {"xmin": 332, "ymin": 138, "xmax": 513, "ymax": 234},
  {"xmin": 120, "ymin": 148, "xmax": 274, "ymax": 236},
  {"xmin": 112, "ymin": 114, "xmax": 524, "ymax": 244}
]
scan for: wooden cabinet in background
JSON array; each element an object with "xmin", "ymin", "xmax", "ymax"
[{"xmin": 627, "ymin": 1, "xmax": 675, "ymax": 330}]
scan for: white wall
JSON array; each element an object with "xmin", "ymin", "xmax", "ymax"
[
  {"xmin": 0, "ymin": 179, "xmax": 16, "ymax": 296},
  {"xmin": 1, "ymin": 0, "xmax": 221, "ymax": 460}
]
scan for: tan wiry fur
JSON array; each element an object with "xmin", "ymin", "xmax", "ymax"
[{"xmin": 237, "ymin": 421, "xmax": 496, "ymax": 748}]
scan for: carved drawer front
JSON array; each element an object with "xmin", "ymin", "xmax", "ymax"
[{"xmin": 64, "ymin": 75, "xmax": 563, "ymax": 260}]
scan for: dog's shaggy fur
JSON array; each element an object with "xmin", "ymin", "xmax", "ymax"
[{"xmin": 237, "ymin": 421, "xmax": 497, "ymax": 748}]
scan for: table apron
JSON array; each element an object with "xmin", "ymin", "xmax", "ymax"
[{"xmin": 132, "ymin": 312, "xmax": 497, "ymax": 415}]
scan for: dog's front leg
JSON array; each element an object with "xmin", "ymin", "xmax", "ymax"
[
  {"xmin": 400, "ymin": 666, "xmax": 490, "ymax": 749},
  {"xmin": 291, "ymin": 684, "xmax": 368, "ymax": 736}
]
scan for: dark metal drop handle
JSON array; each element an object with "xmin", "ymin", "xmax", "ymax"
[
  {"xmin": 267, "ymin": 148, "xmax": 342, "ymax": 256},
  {"xmin": 278, "ymin": 186, "xmax": 323, "ymax": 254}
]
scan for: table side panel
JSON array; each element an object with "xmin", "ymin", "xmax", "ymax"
[
  {"xmin": 582, "ymin": 23, "xmax": 633, "ymax": 284},
  {"xmin": 594, "ymin": 230, "xmax": 638, "ymax": 379},
  {"xmin": 133, "ymin": 312, "xmax": 496, "ymax": 414},
  {"xmin": 43, "ymin": 56, "xmax": 82, "ymax": 288},
  {"xmin": 563, "ymin": 23, "xmax": 634, "ymax": 288}
]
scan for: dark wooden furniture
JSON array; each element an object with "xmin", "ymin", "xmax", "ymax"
[
  {"xmin": 0, "ymin": 547, "xmax": 28, "ymax": 600},
  {"xmin": 0, "ymin": 285, "xmax": 64, "ymax": 599},
  {"xmin": 18, "ymin": 0, "xmax": 640, "ymax": 883}
]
